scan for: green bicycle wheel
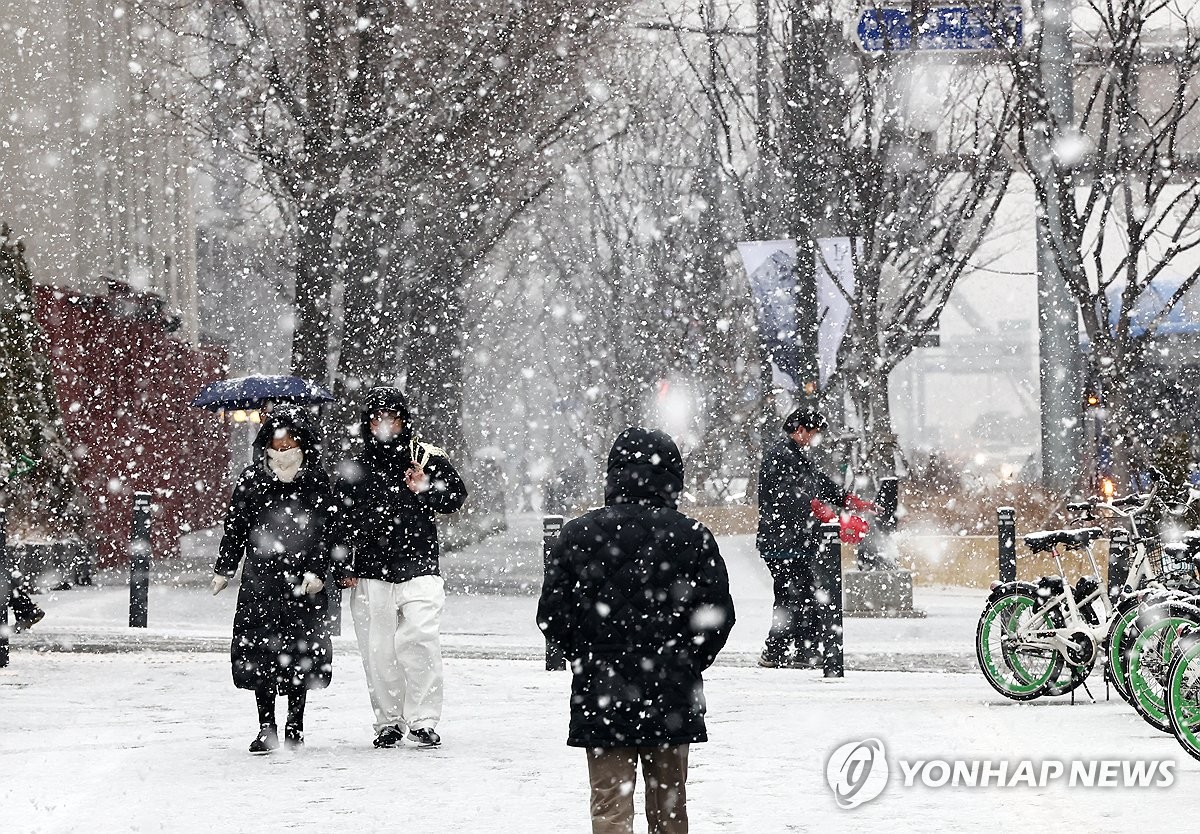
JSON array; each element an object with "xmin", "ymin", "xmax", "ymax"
[
  {"xmin": 976, "ymin": 589, "xmax": 1063, "ymax": 700},
  {"xmin": 1166, "ymin": 635, "xmax": 1200, "ymax": 762},
  {"xmin": 1128, "ymin": 602, "xmax": 1200, "ymax": 733},
  {"xmin": 1105, "ymin": 597, "xmax": 1143, "ymax": 705}
]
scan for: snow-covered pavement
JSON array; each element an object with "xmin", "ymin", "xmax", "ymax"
[
  {"xmin": 10, "ymin": 518, "xmax": 1190, "ymax": 831},
  {"xmin": 3, "ymin": 651, "xmax": 1195, "ymax": 833},
  {"xmin": 10, "ymin": 518, "xmax": 982, "ymax": 670}
]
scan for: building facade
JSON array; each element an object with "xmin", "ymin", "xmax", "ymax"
[{"xmin": 0, "ymin": 0, "xmax": 199, "ymax": 343}]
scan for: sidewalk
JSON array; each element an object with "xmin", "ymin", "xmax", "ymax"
[{"xmin": 9, "ymin": 513, "xmax": 985, "ymax": 672}]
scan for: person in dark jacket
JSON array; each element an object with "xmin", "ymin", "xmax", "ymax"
[
  {"xmin": 756, "ymin": 408, "xmax": 872, "ymax": 670},
  {"xmin": 538, "ymin": 427, "xmax": 735, "ymax": 834},
  {"xmin": 334, "ymin": 387, "xmax": 467, "ymax": 750},
  {"xmin": 211, "ymin": 405, "xmax": 335, "ymax": 754},
  {"xmin": 7, "ymin": 574, "xmax": 45, "ymax": 632}
]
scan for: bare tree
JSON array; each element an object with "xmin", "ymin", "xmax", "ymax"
[
  {"xmin": 663, "ymin": 0, "xmax": 1018, "ymax": 483},
  {"xmin": 993, "ymin": 0, "xmax": 1200, "ymax": 481},
  {"xmin": 142, "ymin": 0, "xmax": 627, "ymax": 456}
]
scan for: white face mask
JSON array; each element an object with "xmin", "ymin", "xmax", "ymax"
[{"xmin": 266, "ymin": 447, "xmax": 304, "ymax": 482}]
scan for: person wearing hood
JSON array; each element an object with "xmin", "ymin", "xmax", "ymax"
[
  {"xmin": 537, "ymin": 427, "xmax": 735, "ymax": 834},
  {"xmin": 333, "ymin": 386, "xmax": 467, "ymax": 750},
  {"xmin": 211, "ymin": 405, "xmax": 335, "ymax": 754}
]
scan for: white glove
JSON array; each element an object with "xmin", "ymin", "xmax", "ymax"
[
  {"xmin": 299, "ymin": 572, "xmax": 325, "ymax": 595},
  {"xmin": 210, "ymin": 575, "xmax": 229, "ymax": 596}
]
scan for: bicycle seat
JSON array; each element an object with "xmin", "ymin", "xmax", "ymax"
[
  {"xmin": 1066, "ymin": 501, "xmax": 1093, "ymax": 513},
  {"xmin": 1164, "ymin": 542, "xmax": 1189, "ymax": 559},
  {"xmin": 1112, "ymin": 494, "xmax": 1148, "ymax": 509},
  {"xmin": 1024, "ymin": 527, "xmax": 1104, "ymax": 553}
]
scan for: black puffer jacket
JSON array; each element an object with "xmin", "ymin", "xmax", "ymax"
[
  {"xmin": 332, "ymin": 387, "xmax": 467, "ymax": 584},
  {"xmin": 537, "ymin": 427, "xmax": 735, "ymax": 748},
  {"xmin": 756, "ymin": 437, "xmax": 846, "ymax": 558},
  {"xmin": 215, "ymin": 406, "xmax": 334, "ymax": 692}
]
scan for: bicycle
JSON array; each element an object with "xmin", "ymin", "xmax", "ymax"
[
  {"xmin": 976, "ymin": 482, "xmax": 1190, "ymax": 702},
  {"xmin": 976, "ymin": 526, "xmax": 1108, "ymax": 700}
]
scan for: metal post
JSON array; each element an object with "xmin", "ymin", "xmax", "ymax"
[
  {"xmin": 1108, "ymin": 528, "xmax": 1131, "ymax": 600},
  {"xmin": 1035, "ymin": 0, "xmax": 1083, "ymax": 493},
  {"xmin": 0, "ymin": 508, "xmax": 9, "ymax": 668},
  {"xmin": 998, "ymin": 507, "xmax": 1017, "ymax": 583},
  {"xmin": 542, "ymin": 515, "xmax": 566, "ymax": 671},
  {"xmin": 817, "ymin": 521, "xmax": 844, "ymax": 678},
  {"xmin": 129, "ymin": 492, "xmax": 152, "ymax": 628},
  {"xmin": 875, "ymin": 477, "xmax": 899, "ymax": 534}
]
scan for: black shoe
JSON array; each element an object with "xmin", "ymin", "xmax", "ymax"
[
  {"xmin": 373, "ymin": 725, "xmax": 405, "ymax": 749},
  {"xmin": 789, "ymin": 654, "xmax": 822, "ymax": 669},
  {"xmin": 13, "ymin": 609, "xmax": 45, "ymax": 633},
  {"xmin": 757, "ymin": 652, "xmax": 784, "ymax": 668},
  {"xmin": 284, "ymin": 727, "xmax": 304, "ymax": 749},
  {"xmin": 407, "ymin": 727, "xmax": 441, "ymax": 749},
  {"xmin": 249, "ymin": 724, "xmax": 278, "ymax": 755}
]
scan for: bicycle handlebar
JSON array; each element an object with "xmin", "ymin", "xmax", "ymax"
[{"xmin": 1093, "ymin": 481, "xmax": 1161, "ymax": 517}]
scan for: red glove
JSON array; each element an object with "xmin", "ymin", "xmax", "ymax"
[
  {"xmin": 844, "ymin": 494, "xmax": 877, "ymax": 513},
  {"xmin": 840, "ymin": 514, "xmax": 870, "ymax": 544},
  {"xmin": 811, "ymin": 499, "xmax": 837, "ymax": 523}
]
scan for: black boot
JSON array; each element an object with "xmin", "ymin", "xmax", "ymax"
[
  {"xmin": 284, "ymin": 691, "xmax": 306, "ymax": 749},
  {"xmin": 249, "ymin": 724, "xmax": 278, "ymax": 755}
]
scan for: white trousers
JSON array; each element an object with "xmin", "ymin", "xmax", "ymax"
[{"xmin": 350, "ymin": 575, "xmax": 446, "ymax": 732}]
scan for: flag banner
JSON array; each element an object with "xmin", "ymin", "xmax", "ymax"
[
  {"xmin": 815, "ymin": 237, "xmax": 859, "ymax": 387},
  {"xmin": 737, "ymin": 239, "xmax": 804, "ymax": 391},
  {"xmin": 738, "ymin": 238, "xmax": 861, "ymax": 391}
]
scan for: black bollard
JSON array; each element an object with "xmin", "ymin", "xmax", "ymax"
[
  {"xmin": 998, "ymin": 507, "xmax": 1017, "ymax": 584},
  {"xmin": 0, "ymin": 508, "xmax": 9, "ymax": 668},
  {"xmin": 1108, "ymin": 528, "xmax": 1131, "ymax": 600},
  {"xmin": 817, "ymin": 521, "xmax": 844, "ymax": 678},
  {"xmin": 542, "ymin": 515, "xmax": 566, "ymax": 671},
  {"xmin": 875, "ymin": 477, "xmax": 899, "ymax": 534},
  {"xmin": 128, "ymin": 492, "xmax": 152, "ymax": 628}
]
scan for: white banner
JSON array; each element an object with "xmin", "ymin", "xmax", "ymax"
[{"xmin": 737, "ymin": 238, "xmax": 861, "ymax": 389}]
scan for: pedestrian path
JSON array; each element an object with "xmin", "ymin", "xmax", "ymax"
[
  {"xmin": 9, "ymin": 511, "xmax": 985, "ymax": 672},
  {"xmin": 2, "ymin": 651, "xmax": 1190, "ymax": 832}
]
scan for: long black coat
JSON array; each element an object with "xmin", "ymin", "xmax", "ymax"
[
  {"xmin": 537, "ymin": 427, "xmax": 735, "ymax": 748},
  {"xmin": 332, "ymin": 412, "xmax": 467, "ymax": 585},
  {"xmin": 756, "ymin": 437, "xmax": 846, "ymax": 558},
  {"xmin": 216, "ymin": 410, "xmax": 334, "ymax": 693}
]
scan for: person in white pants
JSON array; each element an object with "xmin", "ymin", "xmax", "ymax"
[
  {"xmin": 349, "ymin": 574, "xmax": 446, "ymax": 737},
  {"xmin": 334, "ymin": 387, "xmax": 467, "ymax": 750}
]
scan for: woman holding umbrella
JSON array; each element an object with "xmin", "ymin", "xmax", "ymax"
[{"xmin": 210, "ymin": 405, "xmax": 336, "ymax": 754}]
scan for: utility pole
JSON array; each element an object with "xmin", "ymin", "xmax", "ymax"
[{"xmin": 1034, "ymin": 0, "xmax": 1082, "ymax": 494}]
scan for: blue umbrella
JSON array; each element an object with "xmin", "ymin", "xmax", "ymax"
[{"xmin": 190, "ymin": 375, "xmax": 335, "ymax": 411}]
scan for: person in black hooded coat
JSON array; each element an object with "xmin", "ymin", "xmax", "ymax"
[
  {"xmin": 211, "ymin": 405, "xmax": 335, "ymax": 754},
  {"xmin": 537, "ymin": 427, "xmax": 734, "ymax": 834}
]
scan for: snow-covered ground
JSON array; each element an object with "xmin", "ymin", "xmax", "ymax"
[
  {"xmin": 4, "ymin": 653, "xmax": 1196, "ymax": 833},
  {"xmin": 10, "ymin": 517, "xmax": 982, "ymax": 668},
  {"xmin": 7, "ymin": 519, "xmax": 1194, "ymax": 831}
]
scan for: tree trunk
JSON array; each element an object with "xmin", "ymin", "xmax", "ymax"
[
  {"xmin": 406, "ymin": 261, "xmax": 467, "ymax": 459},
  {"xmin": 290, "ymin": 195, "xmax": 338, "ymax": 384}
]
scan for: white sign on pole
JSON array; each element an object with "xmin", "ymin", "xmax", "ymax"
[{"xmin": 736, "ymin": 237, "xmax": 861, "ymax": 390}]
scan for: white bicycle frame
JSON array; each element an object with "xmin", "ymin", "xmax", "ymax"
[{"xmin": 1008, "ymin": 487, "xmax": 1172, "ymax": 664}]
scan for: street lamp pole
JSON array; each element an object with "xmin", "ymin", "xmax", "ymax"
[{"xmin": 1035, "ymin": 0, "xmax": 1083, "ymax": 494}]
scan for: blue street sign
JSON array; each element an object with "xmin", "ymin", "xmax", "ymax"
[{"xmin": 855, "ymin": 5, "xmax": 1023, "ymax": 53}]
